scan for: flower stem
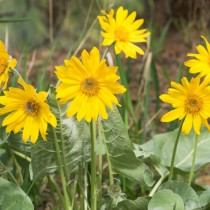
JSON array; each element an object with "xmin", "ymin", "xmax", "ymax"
[
  {"xmin": 188, "ymin": 135, "xmax": 199, "ymax": 185},
  {"xmin": 51, "ymin": 126, "xmax": 71, "ymax": 210},
  {"xmin": 90, "ymin": 120, "xmax": 97, "ymax": 210},
  {"xmin": 168, "ymin": 119, "xmax": 184, "ymax": 181}
]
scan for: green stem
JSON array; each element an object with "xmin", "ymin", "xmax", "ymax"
[
  {"xmin": 0, "ymin": 161, "xmax": 19, "ymax": 186},
  {"xmin": 149, "ymin": 173, "xmax": 168, "ymax": 196},
  {"xmin": 168, "ymin": 119, "xmax": 184, "ymax": 181},
  {"xmin": 9, "ymin": 148, "xmax": 23, "ymax": 185},
  {"xmin": 98, "ymin": 125, "xmax": 103, "ymax": 207},
  {"xmin": 90, "ymin": 120, "xmax": 97, "ymax": 210},
  {"xmin": 188, "ymin": 135, "xmax": 199, "ymax": 185},
  {"xmin": 9, "ymin": 149, "xmax": 31, "ymax": 162},
  {"xmin": 51, "ymin": 127, "xmax": 71, "ymax": 210}
]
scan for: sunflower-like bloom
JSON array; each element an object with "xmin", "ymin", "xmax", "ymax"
[
  {"xmin": 0, "ymin": 78, "xmax": 57, "ymax": 143},
  {"xmin": 184, "ymin": 36, "xmax": 210, "ymax": 77},
  {"xmin": 0, "ymin": 41, "xmax": 17, "ymax": 90},
  {"xmin": 159, "ymin": 75, "xmax": 210, "ymax": 135},
  {"xmin": 97, "ymin": 6, "xmax": 150, "ymax": 59},
  {"xmin": 55, "ymin": 47, "xmax": 126, "ymax": 122}
]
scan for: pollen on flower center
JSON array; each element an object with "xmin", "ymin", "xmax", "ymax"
[
  {"xmin": 80, "ymin": 77, "xmax": 100, "ymax": 96},
  {"xmin": 0, "ymin": 58, "xmax": 7, "ymax": 74},
  {"xmin": 25, "ymin": 100, "xmax": 40, "ymax": 116},
  {"xmin": 185, "ymin": 95, "xmax": 203, "ymax": 114},
  {"xmin": 115, "ymin": 26, "xmax": 129, "ymax": 42}
]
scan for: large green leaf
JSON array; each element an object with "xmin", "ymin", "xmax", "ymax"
[
  {"xmin": 113, "ymin": 197, "xmax": 150, "ymax": 210},
  {"xmin": 148, "ymin": 189, "xmax": 184, "ymax": 210},
  {"xmin": 31, "ymin": 86, "xmax": 90, "ymax": 178},
  {"xmin": 0, "ymin": 177, "xmax": 33, "ymax": 210},
  {"xmin": 198, "ymin": 190, "xmax": 210, "ymax": 209},
  {"xmin": 160, "ymin": 181, "xmax": 201, "ymax": 210},
  {"xmin": 100, "ymin": 106, "xmax": 154, "ymax": 186},
  {"xmin": 141, "ymin": 127, "xmax": 210, "ymax": 172}
]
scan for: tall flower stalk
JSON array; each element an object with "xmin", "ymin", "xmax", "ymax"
[
  {"xmin": 160, "ymin": 75, "xmax": 210, "ymax": 180},
  {"xmin": 188, "ymin": 135, "xmax": 199, "ymax": 185},
  {"xmin": 90, "ymin": 120, "xmax": 97, "ymax": 210},
  {"xmin": 55, "ymin": 47, "xmax": 126, "ymax": 208}
]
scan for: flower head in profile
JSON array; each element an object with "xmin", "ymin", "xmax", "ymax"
[
  {"xmin": 0, "ymin": 41, "xmax": 17, "ymax": 90},
  {"xmin": 97, "ymin": 6, "xmax": 150, "ymax": 59},
  {"xmin": 0, "ymin": 78, "xmax": 57, "ymax": 143},
  {"xmin": 159, "ymin": 75, "xmax": 210, "ymax": 135},
  {"xmin": 55, "ymin": 47, "xmax": 126, "ymax": 122},
  {"xmin": 184, "ymin": 35, "xmax": 210, "ymax": 77}
]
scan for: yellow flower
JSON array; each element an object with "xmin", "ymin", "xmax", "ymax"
[
  {"xmin": 0, "ymin": 78, "xmax": 57, "ymax": 143},
  {"xmin": 0, "ymin": 41, "xmax": 17, "ymax": 89},
  {"xmin": 55, "ymin": 47, "xmax": 126, "ymax": 122},
  {"xmin": 97, "ymin": 6, "xmax": 150, "ymax": 59},
  {"xmin": 184, "ymin": 35, "xmax": 210, "ymax": 77},
  {"xmin": 159, "ymin": 76, "xmax": 210, "ymax": 135}
]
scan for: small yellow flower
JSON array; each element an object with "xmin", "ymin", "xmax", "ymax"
[
  {"xmin": 0, "ymin": 41, "xmax": 17, "ymax": 89},
  {"xmin": 97, "ymin": 6, "xmax": 150, "ymax": 59},
  {"xmin": 55, "ymin": 47, "xmax": 126, "ymax": 122},
  {"xmin": 184, "ymin": 35, "xmax": 210, "ymax": 77},
  {"xmin": 0, "ymin": 78, "xmax": 57, "ymax": 143},
  {"xmin": 159, "ymin": 76, "xmax": 210, "ymax": 135}
]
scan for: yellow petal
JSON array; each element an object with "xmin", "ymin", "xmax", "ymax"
[
  {"xmin": 182, "ymin": 114, "xmax": 193, "ymax": 134},
  {"xmin": 193, "ymin": 114, "xmax": 201, "ymax": 135},
  {"xmin": 161, "ymin": 108, "xmax": 185, "ymax": 122}
]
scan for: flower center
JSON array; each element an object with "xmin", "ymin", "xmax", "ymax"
[
  {"xmin": 115, "ymin": 26, "xmax": 129, "ymax": 42},
  {"xmin": 0, "ymin": 57, "xmax": 8, "ymax": 75},
  {"xmin": 25, "ymin": 100, "xmax": 40, "ymax": 116},
  {"xmin": 80, "ymin": 77, "xmax": 100, "ymax": 96},
  {"xmin": 185, "ymin": 95, "xmax": 203, "ymax": 114}
]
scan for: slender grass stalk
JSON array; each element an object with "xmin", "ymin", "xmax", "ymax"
[
  {"xmin": 84, "ymin": 166, "xmax": 89, "ymax": 210},
  {"xmin": 51, "ymin": 126, "xmax": 71, "ymax": 210},
  {"xmin": 49, "ymin": 0, "xmax": 54, "ymax": 45},
  {"xmin": 188, "ymin": 135, "xmax": 199, "ymax": 185},
  {"xmin": 90, "ymin": 120, "xmax": 97, "ymax": 210},
  {"xmin": 48, "ymin": 176, "xmax": 65, "ymax": 209},
  {"xmin": 115, "ymin": 54, "xmax": 137, "ymax": 128},
  {"xmin": 11, "ymin": 67, "xmax": 24, "ymax": 80},
  {"xmin": 168, "ymin": 119, "xmax": 184, "ymax": 181}
]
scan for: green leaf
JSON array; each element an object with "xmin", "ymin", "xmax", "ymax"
[
  {"xmin": 31, "ymin": 86, "xmax": 90, "ymax": 178},
  {"xmin": 100, "ymin": 105, "xmax": 154, "ymax": 186},
  {"xmin": 113, "ymin": 197, "xmax": 150, "ymax": 210},
  {"xmin": 0, "ymin": 117, "xmax": 10, "ymax": 144},
  {"xmin": 0, "ymin": 177, "xmax": 33, "ymax": 210},
  {"xmin": 160, "ymin": 181, "xmax": 201, "ymax": 210},
  {"xmin": 198, "ymin": 190, "xmax": 210, "ymax": 208},
  {"xmin": 148, "ymin": 189, "xmax": 185, "ymax": 210},
  {"xmin": 0, "ymin": 17, "xmax": 32, "ymax": 23},
  {"xmin": 141, "ymin": 127, "xmax": 210, "ymax": 172}
]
